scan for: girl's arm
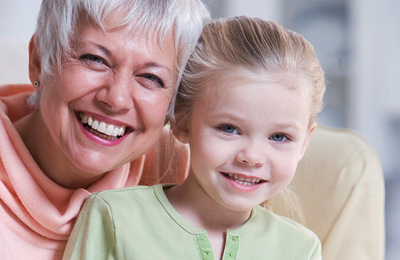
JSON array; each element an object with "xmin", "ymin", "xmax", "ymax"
[
  {"xmin": 62, "ymin": 195, "xmax": 117, "ymax": 260},
  {"xmin": 309, "ymin": 239, "xmax": 322, "ymax": 260}
]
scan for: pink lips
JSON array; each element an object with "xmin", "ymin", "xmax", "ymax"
[
  {"xmin": 222, "ymin": 172, "xmax": 265, "ymax": 192},
  {"xmin": 76, "ymin": 111, "xmax": 130, "ymax": 146},
  {"xmin": 81, "ymin": 123, "xmax": 129, "ymax": 146}
]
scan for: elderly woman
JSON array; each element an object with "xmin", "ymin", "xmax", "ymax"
[{"xmin": 0, "ymin": 0, "xmax": 210, "ymax": 259}]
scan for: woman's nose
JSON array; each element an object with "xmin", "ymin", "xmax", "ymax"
[
  {"xmin": 95, "ymin": 73, "xmax": 134, "ymax": 112},
  {"xmin": 235, "ymin": 142, "xmax": 267, "ymax": 167}
]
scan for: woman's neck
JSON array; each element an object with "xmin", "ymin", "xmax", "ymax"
[
  {"xmin": 14, "ymin": 110, "xmax": 105, "ymax": 189},
  {"xmin": 165, "ymin": 174, "xmax": 252, "ymax": 259}
]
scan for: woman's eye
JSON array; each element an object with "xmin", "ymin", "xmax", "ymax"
[
  {"xmin": 80, "ymin": 54, "xmax": 106, "ymax": 65},
  {"xmin": 220, "ymin": 125, "xmax": 239, "ymax": 134},
  {"xmin": 270, "ymin": 133, "xmax": 288, "ymax": 142},
  {"xmin": 142, "ymin": 74, "xmax": 165, "ymax": 88}
]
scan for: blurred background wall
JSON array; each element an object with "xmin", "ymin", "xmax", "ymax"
[{"xmin": 0, "ymin": 0, "xmax": 398, "ymax": 258}]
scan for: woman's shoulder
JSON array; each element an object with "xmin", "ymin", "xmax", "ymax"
[
  {"xmin": 0, "ymin": 84, "xmax": 34, "ymax": 97},
  {"xmin": 0, "ymin": 84, "xmax": 35, "ymax": 122}
]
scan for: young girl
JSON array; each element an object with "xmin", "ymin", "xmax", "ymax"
[{"xmin": 64, "ymin": 16, "xmax": 325, "ymax": 260}]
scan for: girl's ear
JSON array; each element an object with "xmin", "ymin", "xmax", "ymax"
[
  {"xmin": 300, "ymin": 122, "xmax": 317, "ymax": 159},
  {"xmin": 28, "ymin": 35, "xmax": 42, "ymax": 86},
  {"xmin": 172, "ymin": 117, "xmax": 191, "ymax": 144}
]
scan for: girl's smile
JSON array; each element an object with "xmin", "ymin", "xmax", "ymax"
[{"xmin": 220, "ymin": 171, "xmax": 267, "ymax": 192}]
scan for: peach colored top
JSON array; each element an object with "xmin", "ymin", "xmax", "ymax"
[{"xmin": 0, "ymin": 84, "xmax": 189, "ymax": 260}]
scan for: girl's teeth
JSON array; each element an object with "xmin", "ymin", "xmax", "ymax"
[{"xmin": 227, "ymin": 173, "xmax": 262, "ymax": 185}]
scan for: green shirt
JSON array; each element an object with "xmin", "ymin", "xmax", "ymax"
[{"xmin": 64, "ymin": 185, "xmax": 321, "ymax": 260}]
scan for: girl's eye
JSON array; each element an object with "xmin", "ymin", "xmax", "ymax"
[
  {"xmin": 270, "ymin": 133, "xmax": 288, "ymax": 142},
  {"xmin": 142, "ymin": 74, "xmax": 165, "ymax": 88},
  {"xmin": 220, "ymin": 125, "xmax": 239, "ymax": 134}
]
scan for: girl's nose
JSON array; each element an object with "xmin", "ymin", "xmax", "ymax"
[{"xmin": 235, "ymin": 142, "xmax": 267, "ymax": 167}]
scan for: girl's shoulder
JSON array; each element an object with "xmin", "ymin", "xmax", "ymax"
[
  {"xmin": 93, "ymin": 185, "xmax": 158, "ymax": 205},
  {"xmin": 234, "ymin": 206, "xmax": 321, "ymax": 259},
  {"xmin": 254, "ymin": 206, "xmax": 320, "ymax": 243}
]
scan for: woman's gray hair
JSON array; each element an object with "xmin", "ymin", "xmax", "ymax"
[{"xmin": 31, "ymin": 0, "xmax": 210, "ymax": 115}]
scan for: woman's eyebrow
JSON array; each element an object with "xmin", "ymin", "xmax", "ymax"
[
  {"xmin": 74, "ymin": 41, "xmax": 175, "ymax": 81},
  {"xmin": 143, "ymin": 61, "xmax": 173, "ymax": 74},
  {"xmin": 74, "ymin": 40, "xmax": 111, "ymax": 56}
]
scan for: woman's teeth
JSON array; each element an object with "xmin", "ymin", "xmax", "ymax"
[
  {"xmin": 80, "ymin": 112, "xmax": 126, "ymax": 140},
  {"xmin": 227, "ymin": 173, "xmax": 262, "ymax": 186}
]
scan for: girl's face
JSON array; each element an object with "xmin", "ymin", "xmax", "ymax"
[
  {"xmin": 179, "ymin": 75, "xmax": 315, "ymax": 214},
  {"xmin": 30, "ymin": 18, "xmax": 177, "ymax": 186}
]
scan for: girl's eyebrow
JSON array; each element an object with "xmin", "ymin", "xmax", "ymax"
[
  {"xmin": 212, "ymin": 112, "xmax": 301, "ymax": 130},
  {"xmin": 272, "ymin": 122, "xmax": 301, "ymax": 131},
  {"xmin": 210, "ymin": 112, "xmax": 243, "ymax": 121}
]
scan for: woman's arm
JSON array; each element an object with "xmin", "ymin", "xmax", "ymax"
[{"xmin": 63, "ymin": 195, "xmax": 117, "ymax": 260}]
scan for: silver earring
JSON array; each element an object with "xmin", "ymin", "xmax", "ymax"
[{"xmin": 34, "ymin": 81, "xmax": 40, "ymax": 88}]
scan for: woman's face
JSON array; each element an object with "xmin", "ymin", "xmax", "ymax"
[{"xmin": 36, "ymin": 20, "xmax": 177, "ymax": 180}]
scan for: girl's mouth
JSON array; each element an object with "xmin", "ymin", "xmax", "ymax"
[
  {"xmin": 222, "ymin": 172, "xmax": 266, "ymax": 186},
  {"xmin": 78, "ymin": 112, "xmax": 132, "ymax": 141}
]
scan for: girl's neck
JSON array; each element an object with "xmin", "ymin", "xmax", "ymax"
[{"xmin": 165, "ymin": 174, "xmax": 252, "ymax": 259}]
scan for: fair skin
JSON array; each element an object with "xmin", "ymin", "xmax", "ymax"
[
  {"xmin": 14, "ymin": 17, "xmax": 177, "ymax": 189},
  {"xmin": 166, "ymin": 72, "xmax": 315, "ymax": 260}
]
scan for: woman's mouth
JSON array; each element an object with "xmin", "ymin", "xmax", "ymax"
[{"xmin": 78, "ymin": 112, "xmax": 130, "ymax": 141}]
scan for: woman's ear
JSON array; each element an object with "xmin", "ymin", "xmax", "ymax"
[
  {"xmin": 172, "ymin": 117, "xmax": 191, "ymax": 144},
  {"xmin": 28, "ymin": 35, "xmax": 41, "ymax": 86}
]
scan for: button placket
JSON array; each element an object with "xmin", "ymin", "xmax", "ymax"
[
  {"xmin": 222, "ymin": 235, "xmax": 239, "ymax": 259},
  {"xmin": 195, "ymin": 234, "xmax": 215, "ymax": 260}
]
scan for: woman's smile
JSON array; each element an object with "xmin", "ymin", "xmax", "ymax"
[{"xmin": 78, "ymin": 112, "xmax": 130, "ymax": 141}]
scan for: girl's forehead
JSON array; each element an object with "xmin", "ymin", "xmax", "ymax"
[
  {"xmin": 202, "ymin": 69, "xmax": 313, "ymax": 114},
  {"xmin": 209, "ymin": 69, "xmax": 301, "ymax": 92}
]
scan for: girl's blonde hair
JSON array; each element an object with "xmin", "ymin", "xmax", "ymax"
[{"xmin": 173, "ymin": 16, "xmax": 326, "ymax": 224}]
